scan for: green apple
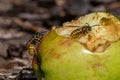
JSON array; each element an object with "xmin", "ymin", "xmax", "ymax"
[{"xmin": 32, "ymin": 12, "xmax": 120, "ymax": 80}]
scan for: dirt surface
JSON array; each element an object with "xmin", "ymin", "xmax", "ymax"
[{"xmin": 0, "ymin": 0, "xmax": 120, "ymax": 80}]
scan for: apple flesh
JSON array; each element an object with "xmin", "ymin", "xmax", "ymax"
[{"xmin": 32, "ymin": 12, "xmax": 120, "ymax": 80}]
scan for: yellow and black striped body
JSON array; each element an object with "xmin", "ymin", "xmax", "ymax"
[
  {"xmin": 28, "ymin": 44, "xmax": 37, "ymax": 56},
  {"xmin": 70, "ymin": 25, "xmax": 92, "ymax": 39},
  {"xmin": 70, "ymin": 23, "xmax": 99, "ymax": 39},
  {"xmin": 26, "ymin": 31, "xmax": 47, "ymax": 56},
  {"xmin": 31, "ymin": 32, "xmax": 45, "ymax": 45},
  {"xmin": 70, "ymin": 28, "xmax": 83, "ymax": 39}
]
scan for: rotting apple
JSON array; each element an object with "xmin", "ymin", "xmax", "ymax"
[{"xmin": 32, "ymin": 12, "xmax": 120, "ymax": 80}]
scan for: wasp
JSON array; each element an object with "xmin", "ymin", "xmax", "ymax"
[
  {"xmin": 70, "ymin": 23, "xmax": 99, "ymax": 39},
  {"xmin": 26, "ymin": 31, "xmax": 47, "ymax": 56}
]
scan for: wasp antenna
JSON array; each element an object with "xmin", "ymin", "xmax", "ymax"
[
  {"xmin": 92, "ymin": 24, "xmax": 100, "ymax": 27},
  {"xmin": 65, "ymin": 25, "xmax": 81, "ymax": 28}
]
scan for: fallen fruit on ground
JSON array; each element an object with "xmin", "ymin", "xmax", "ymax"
[{"xmin": 32, "ymin": 12, "xmax": 120, "ymax": 80}]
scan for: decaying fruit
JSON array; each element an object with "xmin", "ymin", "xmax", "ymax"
[{"xmin": 32, "ymin": 12, "xmax": 120, "ymax": 80}]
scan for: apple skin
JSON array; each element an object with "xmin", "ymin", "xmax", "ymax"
[{"xmin": 32, "ymin": 29, "xmax": 120, "ymax": 80}]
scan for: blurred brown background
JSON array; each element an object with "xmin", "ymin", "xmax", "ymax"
[{"xmin": 0, "ymin": 0, "xmax": 120, "ymax": 80}]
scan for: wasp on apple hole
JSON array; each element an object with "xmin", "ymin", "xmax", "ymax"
[
  {"xmin": 69, "ymin": 23, "xmax": 99, "ymax": 39},
  {"xmin": 26, "ymin": 31, "xmax": 47, "ymax": 56}
]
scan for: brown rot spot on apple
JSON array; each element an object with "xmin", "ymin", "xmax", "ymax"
[
  {"xmin": 93, "ymin": 63, "xmax": 108, "ymax": 77},
  {"xmin": 59, "ymin": 38, "xmax": 72, "ymax": 47},
  {"xmin": 87, "ymin": 34, "xmax": 92, "ymax": 41},
  {"xmin": 48, "ymin": 48, "xmax": 61, "ymax": 59},
  {"xmin": 100, "ymin": 17, "xmax": 111, "ymax": 26}
]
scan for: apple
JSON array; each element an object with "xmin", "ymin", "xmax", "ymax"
[{"xmin": 32, "ymin": 12, "xmax": 120, "ymax": 80}]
